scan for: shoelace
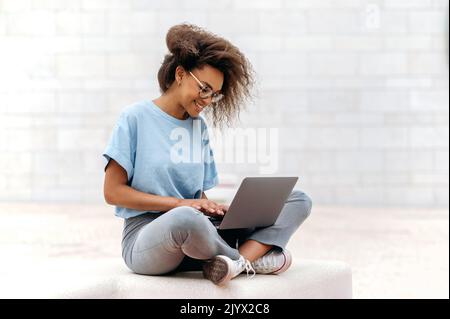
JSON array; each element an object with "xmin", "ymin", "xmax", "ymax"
[
  {"xmin": 240, "ymin": 258, "xmax": 256, "ymax": 279},
  {"xmin": 235, "ymin": 239, "xmax": 255, "ymax": 278}
]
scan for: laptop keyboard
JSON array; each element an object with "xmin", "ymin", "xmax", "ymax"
[{"xmin": 208, "ymin": 217, "xmax": 222, "ymax": 228}]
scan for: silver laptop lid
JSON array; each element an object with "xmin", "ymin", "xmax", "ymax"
[{"xmin": 218, "ymin": 176, "xmax": 298, "ymax": 230}]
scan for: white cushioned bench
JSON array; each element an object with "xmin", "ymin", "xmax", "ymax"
[{"xmin": 2, "ymin": 258, "xmax": 352, "ymax": 299}]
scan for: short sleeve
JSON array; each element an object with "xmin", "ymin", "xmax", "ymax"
[
  {"xmin": 102, "ymin": 111, "xmax": 136, "ymax": 182},
  {"xmin": 202, "ymin": 122, "xmax": 219, "ymax": 191}
]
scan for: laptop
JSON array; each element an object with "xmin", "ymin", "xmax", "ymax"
[{"xmin": 209, "ymin": 176, "xmax": 298, "ymax": 230}]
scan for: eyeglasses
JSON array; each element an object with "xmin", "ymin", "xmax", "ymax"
[{"xmin": 189, "ymin": 71, "xmax": 224, "ymax": 103}]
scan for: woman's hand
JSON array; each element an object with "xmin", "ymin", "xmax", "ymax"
[
  {"xmin": 218, "ymin": 204, "xmax": 229, "ymax": 213},
  {"xmin": 176, "ymin": 199, "xmax": 226, "ymax": 217}
]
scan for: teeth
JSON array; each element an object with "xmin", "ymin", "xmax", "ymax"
[{"xmin": 195, "ymin": 101, "xmax": 203, "ymax": 110}]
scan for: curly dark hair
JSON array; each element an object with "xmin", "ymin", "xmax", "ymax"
[{"xmin": 157, "ymin": 23, "xmax": 255, "ymax": 127}]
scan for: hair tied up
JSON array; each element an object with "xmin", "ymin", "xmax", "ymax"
[{"xmin": 158, "ymin": 23, "xmax": 255, "ymax": 127}]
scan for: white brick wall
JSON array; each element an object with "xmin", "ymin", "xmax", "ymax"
[{"xmin": 0, "ymin": 0, "xmax": 448, "ymax": 207}]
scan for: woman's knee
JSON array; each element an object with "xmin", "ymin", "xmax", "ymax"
[
  {"xmin": 289, "ymin": 190, "xmax": 313, "ymax": 219},
  {"xmin": 166, "ymin": 206, "xmax": 211, "ymax": 232}
]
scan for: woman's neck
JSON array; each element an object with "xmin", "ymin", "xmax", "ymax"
[{"xmin": 153, "ymin": 93, "xmax": 188, "ymax": 120}]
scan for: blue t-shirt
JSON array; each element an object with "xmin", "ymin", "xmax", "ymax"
[{"xmin": 102, "ymin": 100, "xmax": 219, "ymax": 219}]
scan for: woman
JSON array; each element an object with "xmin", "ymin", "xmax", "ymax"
[{"xmin": 103, "ymin": 24, "xmax": 312, "ymax": 286}]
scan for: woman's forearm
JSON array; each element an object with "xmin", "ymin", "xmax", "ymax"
[{"xmin": 107, "ymin": 184, "xmax": 181, "ymax": 212}]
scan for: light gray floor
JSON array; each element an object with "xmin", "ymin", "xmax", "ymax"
[{"xmin": 0, "ymin": 202, "xmax": 448, "ymax": 298}]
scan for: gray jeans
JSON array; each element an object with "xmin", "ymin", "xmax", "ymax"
[{"xmin": 121, "ymin": 190, "xmax": 312, "ymax": 275}]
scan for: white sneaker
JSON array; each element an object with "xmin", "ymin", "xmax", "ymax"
[
  {"xmin": 203, "ymin": 255, "xmax": 255, "ymax": 285},
  {"xmin": 251, "ymin": 249, "xmax": 292, "ymax": 274}
]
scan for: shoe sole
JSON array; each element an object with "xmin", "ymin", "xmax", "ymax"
[
  {"xmin": 203, "ymin": 256, "xmax": 233, "ymax": 285},
  {"xmin": 273, "ymin": 250, "xmax": 292, "ymax": 275}
]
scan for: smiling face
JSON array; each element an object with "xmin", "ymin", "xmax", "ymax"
[{"xmin": 175, "ymin": 64, "xmax": 224, "ymax": 118}]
